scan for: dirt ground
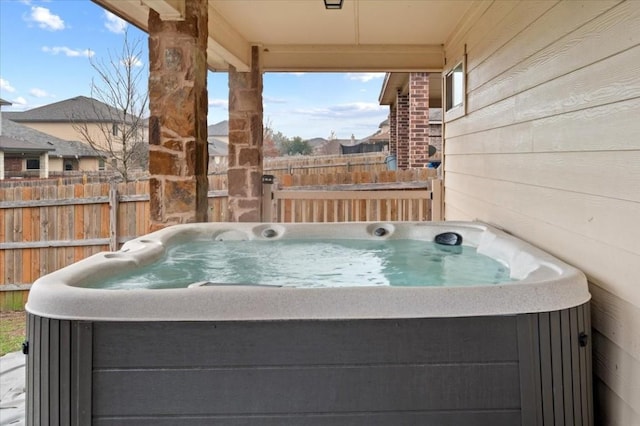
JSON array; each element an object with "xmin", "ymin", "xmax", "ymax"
[{"xmin": 0, "ymin": 310, "xmax": 27, "ymax": 356}]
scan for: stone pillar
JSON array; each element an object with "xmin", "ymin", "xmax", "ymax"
[
  {"xmin": 227, "ymin": 46, "xmax": 263, "ymax": 222},
  {"xmin": 409, "ymin": 72, "xmax": 430, "ymax": 168},
  {"xmin": 0, "ymin": 151, "xmax": 4, "ymax": 180},
  {"xmin": 147, "ymin": 2, "xmax": 208, "ymax": 231},
  {"xmin": 396, "ymin": 92, "xmax": 410, "ymax": 170},
  {"xmin": 388, "ymin": 104, "xmax": 397, "ymax": 158}
]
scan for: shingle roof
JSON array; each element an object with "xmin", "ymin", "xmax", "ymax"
[
  {"xmin": 207, "ymin": 120, "xmax": 228, "ymax": 136},
  {"xmin": 1, "ymin": 118, "xmax": 103, "ymax": 158},
  {"xmin": 208, "ymin": 137, "xmax": 228, "ymax": 156},
  {"xmin": 0, "ymin": 134, "xmax": 55, "ymax": 153},
  {"xmin": 4, "ymin": 96, "xmax": 135, "ymax": 123}
]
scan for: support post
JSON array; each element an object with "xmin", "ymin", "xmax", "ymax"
[
  {"xmin": 227, "ymin": 46, "xmax": 264, "ymax": 222},
  {"xmin": 147, "ymin": 1, "xmax": 209, "ymax": 231}
]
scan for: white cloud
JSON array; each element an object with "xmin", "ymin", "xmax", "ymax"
[
  {"xmin": 42, "ymin": 46, "xmax": 95, "ymax": 58},
  {"xmin": 209, "ymin": 99, "xmax": 228, "ymax": 108},
  {"xmin": 29, "ymin": 88, "xmax": 51, "ymax": 98},
  {"xmin": 104, "ymin": 11, "xmax": 127, "ymax": 34},
  {"xmin": 13, "ymin": 97, "xmax": 28, "ymax": 106},
  {"xmin": 295, "ymin": 102, "xmax": 385, "ymax": 118},
  {"xmin": 335, "ymin": 102, "xmax": 386, "ymax": 112},
  {"xmin": 264, "ymin": 96, "xmax": 287, "ymax": 104},
  {"xmin": 290, "ymin": 73, "xmax": 306, "ymax": 77},
  {"xmin": 0, "ymin": 77, "xmax": 16, "ymax": 93},
  {"xmin": 346, "ymin": 73, "xmax": 385, "ymax": 83},
  {"xmin": 28, "ymin": 6, "xmax": 65, "ymax": 31}
]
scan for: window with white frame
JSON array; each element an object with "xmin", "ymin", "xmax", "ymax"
[{"xmin": 444, "ymin": 55, "xmax": 466, "ymax": 121}]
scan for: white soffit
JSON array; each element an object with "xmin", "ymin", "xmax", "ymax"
[{"xmin": 93, "ymin": 0, "xmax": 476, "ymax": 72}]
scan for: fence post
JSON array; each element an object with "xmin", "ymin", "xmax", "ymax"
[{"xmin": 109, "ymin": 182, "xmax": 118, "ymax": 251}]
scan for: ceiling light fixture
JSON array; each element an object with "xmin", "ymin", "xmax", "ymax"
[{"xmin": 324, "ymin": 0, "xmax": 343, "ymax": 10}]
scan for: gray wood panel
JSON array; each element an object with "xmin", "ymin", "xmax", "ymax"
[
  {"xmin": 585, "ymin": 303, "xmax": 594, "ymax": 426},
  {"xmin": 27, "ymin": 306, "xmax": 592, "ymax": 425},
  {"xmin": 25, "ymin": 315, "xmax": 93, "ymax": 426},
  {"xmin": 517, "ymin": 313, "xmax": 542, "ymax": 426},
  {"xmin": 560, "ymin": 308, "xmax": 575, "ymax": 426},
  {"xmin": 538, "ymin": 312, "xmax": 555, "ymax": 425},
  {"xmin": 93, "ymin": 410, "xmax": 521, "ymax": 426},
  {"xmin": 40, "ymin": 317, "xmax": 49, "ymax": 424},
  {"xmin": 92, "ymin": 317, "xmax": 519, "ymax": 368},
  {"xmin": 49, "ymin": 319, "xmax": 60, "ymax": 425},
  {"xmin": 550, "ymin": 310, "xmax": 564, "ymax": 425},
  {"xmin": 93, "ymin": 363, "xmax": 520, "ymax": 417},
  {"xmin": 71, "ymin": 321, "xmax": 92, "ymax": 426},
  {"xmin": 570, "ymin": 307, "xmax": 581, "ymax": 423},
  {"xmin": 517, "ymin": 305, "xmax": 593, "ymax": 426},
  {"xmin": 59, "ymin": 320, "xmax": 71, "ymax": 426}
]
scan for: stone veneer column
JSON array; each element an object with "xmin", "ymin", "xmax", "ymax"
[
  {"xmin": 388, "ymin": 104, "xmax": 397, "ymax": 158},
  {"xmin": 227, "ymin": 46, "xmax": 263, "ymax": 222},
  {"xmin": 409, "ymin": 73, "xmax": 430, "ymax": 168},
  {"xmin": 147, "ymin": 2, "xmax": 209, "ymax": 231},
  {"xmin": 396, "ymin": 92, "xmax": 410, "ymax": 170}
]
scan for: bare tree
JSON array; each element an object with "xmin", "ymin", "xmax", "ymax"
[
  {"xmin": 72, "ymin": 30, "xmax": 148, "ymax": 182},
  {"xmin": 263, "ymin": 117, "xmax": 281, "ymax": 157}
]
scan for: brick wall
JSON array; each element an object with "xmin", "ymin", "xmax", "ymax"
[
  {"xmin": 396, "ymin": 93, "xmax": 409, "ymax": 170},
  {"xmin": 389, "ymin": 104, "xmax": 397, "ymax": 157},
  {"xmin": 409, "ymin": 73, "xmax": 430, "ymax": 168}
]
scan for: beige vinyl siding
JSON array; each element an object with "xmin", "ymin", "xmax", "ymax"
[
  {"xmin": 20, "ymin": 122, "xmax": 136, "ymax": 152},
  {"xmin": 48, "ymin": 158, "xmax": 64, "ymax": 173},
  {"xmin": 78, "ymin": 157, "xmax": 101, "ymax": 172},
  {"xmin": 443, "ymin": 1, "xmax": 640, "ymax": 424},
  {"xmin": 20, "ymin": 122, "xmax": 88, "ymax": 142}
]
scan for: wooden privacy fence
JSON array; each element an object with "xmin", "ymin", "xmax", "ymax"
[
  {"xmin": 1, "ymin": 170, "xmax": 440, "ymax": 309},
  {"xmin": 264, "ymin": 152, "xmax": 388, "ymax": 175},
  {"xmin": 266, "ymin": 181, "xmax": 442, "ymax": 223},
  {"xmin": 0, "ymin": 180, "xmax": 149, "ymax": 309},
  {"xmin": 264, "ymin": 168, "xmax": 440, "ymax": 223}
]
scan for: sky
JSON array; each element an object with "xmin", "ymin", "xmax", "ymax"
[{"xmin": 0, "ymin": 0, "xmax": 389, "ymax": 140}]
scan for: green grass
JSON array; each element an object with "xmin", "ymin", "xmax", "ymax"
[{"xmin": 0, "ymin": 311, "xmax": 26, "ymax": 356}]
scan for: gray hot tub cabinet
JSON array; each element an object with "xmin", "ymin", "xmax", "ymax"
[{"xmin": 26, "ymin": 304, "xmax": 592, "ymax": 425}]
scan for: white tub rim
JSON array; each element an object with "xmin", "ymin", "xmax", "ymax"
[{"xmin": 26, "ymin": 221, "xmax": 590, "ymax": 321}]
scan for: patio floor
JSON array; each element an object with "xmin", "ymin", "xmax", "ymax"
[{"xmin": 0, "ymin": 351, "xmax": 25, "ymax": 426}]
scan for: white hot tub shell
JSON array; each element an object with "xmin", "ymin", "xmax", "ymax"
[{"xmin": 25, "ymin": 221, "xmax": 593, "ymax": 426}]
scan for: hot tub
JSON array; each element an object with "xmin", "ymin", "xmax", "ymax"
[{"xmin": 25, "ymin": 221, "xmax": 593, "ymax": 425}]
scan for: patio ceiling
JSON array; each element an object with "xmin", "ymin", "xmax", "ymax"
[{"xmin": 92, "ymin": 0, "xmax": 476, "ymax": 72}]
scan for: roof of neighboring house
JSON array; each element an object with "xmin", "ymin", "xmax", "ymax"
[
  {"xmin": 0, "ymin": 134, "xmax": 55, "ymax": 154},
  {"xmin": 207, "ymin": 120, "xmax": 228, "ymax": 136},
  {"xmin": 305, "ymin": 137, "xmax": 327, "ymax": 148},
  {"xmin": 4, "ymin": 96, "xmax": 137, "ymax": 124},
  {"xmin": 367, "ymin": 128, "xmax": 390, "ymax": 142},
  {"xmin": 208, "ymin": 137, "xmax": 228, "ymax": 156},
  {"xmin": 1, "ymin": 118, "xmax": 103, "ymax": 158},
  {"xmin": 0, "ymin": 98, "xmax": 12, "ymax": 106}
]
